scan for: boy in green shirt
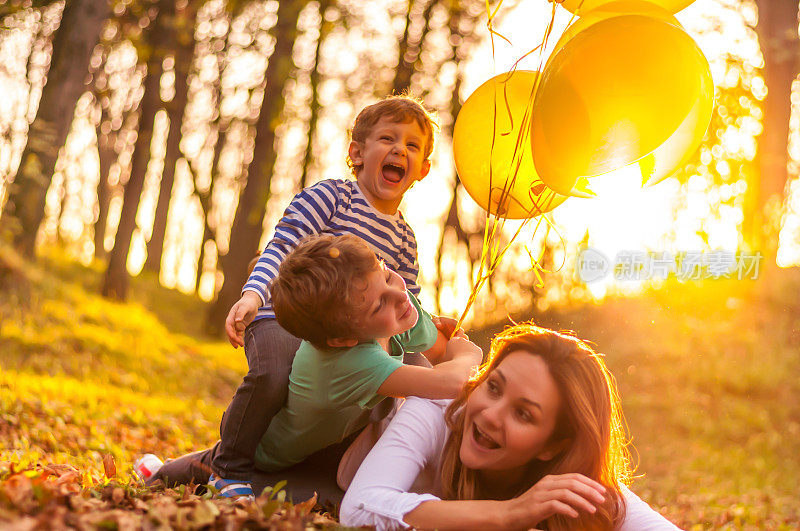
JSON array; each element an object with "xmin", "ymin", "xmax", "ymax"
[
  {"xmin": 256, "ymin": 233, "xmax": 480, "ymax": 472},
  {"xmin": 142, "ymin": 234, "xmax": 482, "ymax": 496}
]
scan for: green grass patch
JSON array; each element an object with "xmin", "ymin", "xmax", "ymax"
[{"xmin": 0, "ymin": 245, "xmax": 241, "ymax": 479}]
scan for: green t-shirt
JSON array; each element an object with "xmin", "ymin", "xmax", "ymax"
[{"xmin": 254, "ymin": 292, "xmax": 438, "ymax": 472}]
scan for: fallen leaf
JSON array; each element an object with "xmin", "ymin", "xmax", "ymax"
[
  {"xmin": 102, "ymin": 455, "xmax": 116, "ymax": 479},
  {"xmin": 294, "ymin": 492, "xmax": 317, "ymax": 516}
]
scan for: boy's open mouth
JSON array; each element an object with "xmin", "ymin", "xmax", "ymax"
[
  {"xmin": 381, "ymin": 162, "xmax": 406, "ymax": 183},
  {"xmin": 472, "ymin": 422, "xmax": 500, "ymax": 450}
]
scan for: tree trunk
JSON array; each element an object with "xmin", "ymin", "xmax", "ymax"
[
  {"xmin": 194, "ymin": 124, "xmax": 227, "ymax": 293},
  {"xmin": 393, "ymin": 0, "xmax": 415, "ymax": 94},
  {"xmin": 299, "ymin": 0, "xmax": 332, "ymax": 190},
  {"xmin": 193, "ymin": 12, "xmax": 236, "ymax": 292},
  {"xmin": 205, "ymin": 0, "xmax": 304, "ymax": 334},
  {"xmin": 751, "ymin": 0, "xmax": 800, "ymax": 258},
  {"xmin": 102, "ymin": 2, "xmax": 173, "ymax": 299},
  {"xmin": 94, "ymin": 105, "xmax": 116, "ymax": 260},
  {"xmin": 392, "ymin": 0, "xmax": 437, "ymax": 95},
  {"xmin": 195, "ymin": 224, "xmax": 214, "ymax": 293},
  {"xmin": 434, "ymin": 4, "xmax": 486, "ymax": 314},
  {"xmin": 144, "ymin": 9, "xmax": 197, "ymax": 273},
  {"xmin": 2, "ymin": 0, "xmax": 110, "ymax": 257},
  {"xmin": 435, "ymin": 64, "xmax": 464, "ymax": 315}
]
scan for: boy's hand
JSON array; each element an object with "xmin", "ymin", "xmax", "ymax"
[
  {"xmin": 423, "ymin": 316, "xmax": 464, "ymax": 365},
  {"xmin": 431, "ymin": 315, "xmax": 463, "ymax": 339},
  {"xmin": 445, "ymin": 336, "xmax": 483, "ymax": 366},
  {"xmin": 225, "ymin": 291, "xmax": 262, "ymax": 348}
]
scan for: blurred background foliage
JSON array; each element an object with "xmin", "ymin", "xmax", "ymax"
[
  {"xmin": 0, "ymin": 0, "xmax": 799, "ymax": 526},
  {"xmin": 0, "ymin": 0, "xmax": 797, "ymax": 331}
]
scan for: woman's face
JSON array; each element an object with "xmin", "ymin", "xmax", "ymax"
[{"xmin": 460, "ymin": 350, "xmax": 562, "ymax": 475}]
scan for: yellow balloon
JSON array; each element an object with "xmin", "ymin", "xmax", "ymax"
[
  {"xmin": 532, "ymin": 15, "xmax": 714, "ymax": 196},
  {"xmin": 557, "ymin": 0, "xmax": 694, "ymax": 16},
  {"xmin": 550, "ymin": 0, "xmax": 681, "ymax": 63},
  {"xmin": 454, "ymin": 71, "xmax": 566, "ymax": 219}
]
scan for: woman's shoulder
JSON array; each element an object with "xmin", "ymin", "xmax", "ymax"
[
  {"xmin": 391, "ymin": 397, "xmax": 452, "ymax": 445},
  {"xmin": 401, "ymin": 396, "xmax": 452, "ymax": 417},
  {"xmin": 618, "ymin": 486, "xmax": 682, "ymax": 531}
]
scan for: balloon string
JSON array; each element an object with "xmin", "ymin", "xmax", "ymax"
[
  {"xmin": 485, "ymin": 1, "xmax": 513, "ymax": 46},
  {"xmin": 452, "ymin": 0, "xmax": 565, "ymax": 335}
]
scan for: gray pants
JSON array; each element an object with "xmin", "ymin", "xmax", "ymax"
[
  {"xmin": 212, "ymin": 318, "xmax": 301, "ymax": 481},
  {"xmin": 151, "ymin": 432, "xmax": 357, "ymax": 504}
]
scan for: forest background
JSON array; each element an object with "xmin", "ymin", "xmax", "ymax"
[{"xmin": 0, "ymin": 0, "xmax": 798, "ymax": 528}]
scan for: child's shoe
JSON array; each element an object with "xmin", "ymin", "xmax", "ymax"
[
  {"xmin": 134, "ymin": 454, "xmax": 163, "ymax": 483},
  {"xmin": 207, "ymin": 473, "xmax": 255, "ymax": 500}
]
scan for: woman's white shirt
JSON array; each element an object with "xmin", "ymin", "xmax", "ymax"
[{"xmin": 340, "ymin": 397, "xmax": 682, "ymax": 531}]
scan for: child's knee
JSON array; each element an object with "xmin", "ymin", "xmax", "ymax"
[{"xmin": 243, "ymin": 367, "xmax": 288, "ymax": 389}]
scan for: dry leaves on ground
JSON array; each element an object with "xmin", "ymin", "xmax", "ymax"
[{"xmin": 0, "ymin": 460, "xmax": 343, "ymax": 530}]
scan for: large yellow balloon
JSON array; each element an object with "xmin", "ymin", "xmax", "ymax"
[
  {"xmin": 550, "ymin": 0, "xmax": 681, "ymax": 62},
  {"xmin": 454, "ymin": 71, "xmax": 566, "ymax": 219},
  {"xmin": 557, "ymin": 0, "xmax": 694, "ymax": 16},
  {"xmin": 532, "ymin": 15, "xmax": 714, "ymax": 196}
]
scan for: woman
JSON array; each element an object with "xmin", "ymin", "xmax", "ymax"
[{"xmin": 340, "ymin": 322, "xmax": 680, "ymax": 530}]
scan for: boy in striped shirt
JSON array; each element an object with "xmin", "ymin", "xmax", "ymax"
[{"xmin": 215, "ymin": 95, "xmax": 444, "ymax": 497}]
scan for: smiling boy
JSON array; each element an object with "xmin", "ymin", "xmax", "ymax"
[
  {"xmin": 212, "ymin": 96, "xmax": 445, "ymax": 497},
  {"xmin": 348, "ymin": 113, "xmax": 430, "ymax": 214}
]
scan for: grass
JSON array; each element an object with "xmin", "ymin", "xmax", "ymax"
[
  {"xmin": 1, "ymin": 244, "xmax": 798, "ymax": 529},
  {"xmin": 0, "ymin": 245, "xmax": 238, "ymax": 478}
]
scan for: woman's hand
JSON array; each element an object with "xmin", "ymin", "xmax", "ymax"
[{"xmin": 506, "ymin": 473, "xmax": 607, "ymax": 529}]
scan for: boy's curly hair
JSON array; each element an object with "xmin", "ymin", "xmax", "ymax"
[
  {"xmin": 270, "ymin": 234, "xmax": 379, "ymax": 348},
  {"xmin": 347, "ymin": 94, "xmax": 438, "ymax": 175}
]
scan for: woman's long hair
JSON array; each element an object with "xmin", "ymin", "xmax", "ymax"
[{"xmin": 439, "ymin": 322, "xmax": 632, "ymax": 530}]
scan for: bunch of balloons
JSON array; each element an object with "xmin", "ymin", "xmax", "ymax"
[{"xmin": 454, "ymin": 0, "xmax": 714, "ymax": 217}]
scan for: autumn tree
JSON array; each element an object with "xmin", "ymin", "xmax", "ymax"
[
  {"xmin": 2, "ymin": 0, "xmax": 110, "ymax": 257},
  {"xmin": 189, "ymin": 1, "xmax": 254, "ymax": 294},
  {"xmin": 90, "ymin": 26, "xmax": 144, "ymax": 260},
  {"xmin": 143, "ymin": 2, "xmax": 200, "ymax": 273},
  {"xmin": 392, "ymin": 0, "xmax": 439, "ymax": 94},
  {"xmin": 299, "ymin": 0, "xmax": 334, "ymax": 190},
  {"xmin": 750, "ymin": 0, "xmax": 799, "ymax": 258},
  {"xmin": 102, "ymin": 0, "xmax": 182, "ymax": 299},
  {"xmin": 205, "ymin": 0, "xmax": 305, "ymax": 332}
]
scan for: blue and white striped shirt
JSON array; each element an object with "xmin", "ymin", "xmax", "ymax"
[{"xmin": 243, "ymin": 178, "xmax": 422, "ymax": 322}]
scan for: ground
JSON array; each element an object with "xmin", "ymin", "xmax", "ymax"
[{"xmin": 0, "ymin": 245, "xmax": 798, "ymax": 529}]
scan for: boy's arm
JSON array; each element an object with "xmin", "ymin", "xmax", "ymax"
[
  {"xmin": 377, "ymin": 337, "xmax": 483, "ymax": 399},
  {"xmin": 241, "ymin": 180, "xmax": 339, "ymax": 305},
  {"xmin": 421, "ymin": 331, "xmax": 448, "ymax": 365},
  {"xmin": 422, "ymin": 316, "xmax": 464, "ymax": 364},
  {"xmin": 224, "ymin": 182, "xmax": 338, "ymax": 346}
]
